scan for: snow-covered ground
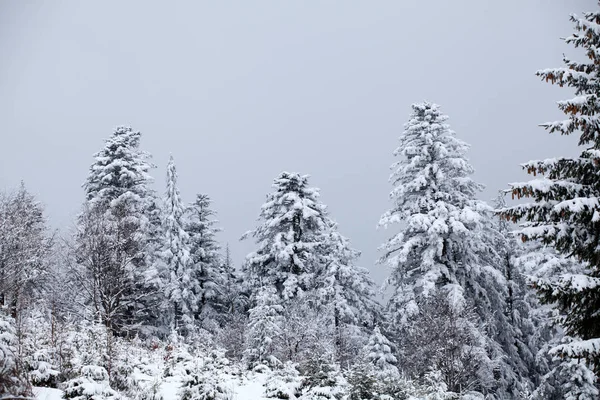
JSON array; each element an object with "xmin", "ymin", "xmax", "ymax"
[
  {"xmin": 33, "ymin": 387, "xmax": 64, "ymax": 400},
  {"xmin": 35, "ymin": 373, "xmax": 269, "ymax": 400}
]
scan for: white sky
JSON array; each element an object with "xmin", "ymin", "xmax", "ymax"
[{"xmin": 0, "ymin": 1, "xmax": 595, "ymax": 291}]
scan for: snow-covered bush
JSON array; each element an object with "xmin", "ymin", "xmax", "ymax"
[
  {"xmin": 298, "ymin": 359, "xmax": 346, "ymax": 400},
  {"xmin": 178, "ymin": 358, "xmax": 233, "ymax": 400},
  {"xmin": 28, "ymin": 348, "xmax": 60, "ymax": 387},
  {"xmin": 63, "ymin": 365, "xmax": 124, "ymax": 400},
  {"xmin": 346, "ymin": 361, "xmax": 378, "ymax": 400},
  {"xmin": 264, "ymin": 361, "xmax": 303, "ymax": 399}
]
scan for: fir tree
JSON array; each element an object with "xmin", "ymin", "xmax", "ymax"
[
  {"xmin": 0, "ymin": 310, "xmax": 31, "ymax": 398},
  {"xmin": 185, "ymin": 194, "xmax": 224, "ymax": 318},
  {"xmin": 378, "ymin": 102, "xmax": 527, "ymax": 396},
  {"xmin": 315, "ymin": 225, "xmax": 379, "ymax": 363},
  {"xmin": 364, "ymin": 326, "xmax": 398, "ymax": 377},
  {"xmin": 499, "ymin": 6, "xmax": 600, "ymax": 376},
  {"xmin": 161, "ymin": 155, "xmax": 198, "ymax": 335},
  {"xmin": 219, "ymin": 244, "xmax": 245, "ymax": 316},
  {"xmin": 0, "ymin": 183, "xmax": 52, "ymax": 320},
  {"xmin": 242, "ymin": 172, "xmax": 330, "ymax": 302},
  {"xmin": 77, "ymin": 126, "xmax": 157, "ymax": 335},
  {"xmin": 317, "ymin": 224, "xmax": 378, "ymax": 329},
  {"xmin": 243, "ymin": 286, "xmax": 284, "ymax": 367}
]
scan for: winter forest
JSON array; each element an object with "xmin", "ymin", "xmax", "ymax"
[{"xmin": 2, "ymin": 3, "xmax": 600, "ymax": 400}]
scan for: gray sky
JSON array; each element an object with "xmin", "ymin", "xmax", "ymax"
[{"xmin": 0, "ymin": 1, "xmax": 595, "ymax": 290}]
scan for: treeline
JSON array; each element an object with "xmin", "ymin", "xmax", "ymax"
[{"xmin": 1, "ymin": 4, "xmax": 600, "ymax": 400}]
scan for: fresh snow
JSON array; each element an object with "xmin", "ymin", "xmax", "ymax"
[{"xmin": 35, "ymin": 372, "xmax": 273, "ymax": 400}]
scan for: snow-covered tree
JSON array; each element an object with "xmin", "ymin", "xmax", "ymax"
[
  {"xmin": 378, "ymin": 101, "xmax": 488, "ymax": 323},
  {"xmin": 0, "ymin": 310, "xmax": 30, "ymax": 398},
  {"xmin": 517, "ymin": 244, "xmax": 599, "ymax": 398},
  {"xmin": 218, "ymin": 244, "xmax": 246, "ymax": 317},
  {"xmin": 492, "ymin": 192, "xmax": 539, "ymax": 386},
  {"xmin": 401, "ymin": 289, "xmax": 493, "ymax": 396},
  {"xmin": 243, "ymin": 286, "xmax": 284, "ymax": 368},
  {"xmin": 316, "ymin": 225, "xmax": 378, "ymax": 361},
  {"xmin": 77, "ymin": 126, "xmax": 157, "ymax": 335},
  {"xmin": 299, "ymin": 360, "xmax": 346, "ymax": 400},
  {"xmin": 185, "ymin": 194, "xmax": 225, "ymax": 320},
  {"xmin": 378, "ymin": 102, "xmax": 526, "ymax": 396},
  {"xmin": 162, "ymin": 155, "xmax": 198, "ymax": 335},
  {"xmin": 242, "ymin": 172, "xmax": 330, "ymax": 301},
  {"xmin": 499, "ymin": 6, "xmax": 600, "ymax": 377},
  {"xmin": 0, "ymin": 183, "xmax": 52, "ymax": 320},
  {"xmin": 364, "ymin": 326, "xmax": 398, "ymax": 377}
]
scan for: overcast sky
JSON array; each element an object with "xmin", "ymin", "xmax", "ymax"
[{"xmin": 0, "ymin": 1, "xmax": 595, "ymax": 290}]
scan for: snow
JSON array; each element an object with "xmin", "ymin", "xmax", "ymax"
[
  {"xmin": 33, "ymin": 387, "xmax": 64, "ymax": 400},
  {"xmin": 35, "ymin": 372, "xmax": 272, "ymax": 400}
]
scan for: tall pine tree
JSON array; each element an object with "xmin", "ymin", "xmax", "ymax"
[
  {"xmin": 162, "ymin": 155, "xmax": 198, "ymax": 335},
  {"xmin": 185, "ymin": 194, "xmax": 224, "ymax": 321},
  {"xmin": 378, "ymin": 102, "xmax": 528, "ymax": 397},
  {"xmin": 500, "ymin": 5, "xmax": 600, "ymax": 377},
  {"xmin": 77, "ymin": 126, "xmax": 156, "ymax": 335}
]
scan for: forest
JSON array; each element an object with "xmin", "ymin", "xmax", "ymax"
[{"xmin": 1, "ymin": 3, "xmax": 600, "ymax": 400}]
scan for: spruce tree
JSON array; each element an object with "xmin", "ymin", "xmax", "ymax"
[
  {"xmin": 499, "ymin": 6, "xmax": 600, "ymax": 376},
  {"xmin": 162, "ymin": 155, "xmax": 198, "ymax": 335},
  {"xmin": 242, "ymin": 172, "xmax": 330, "ymax": 302},
  {"xmin": 318, "ymin": 225, "xmax": 378, "ymax": 327},
  {"xmin": 243, "ymin": 286, "xmax": 283, "ymax": 367},
  {"xmin": 364, "ymin": 326, "xmax": 398, "ymax": 377},
  {"xmin": 378, "ymin": 102, "xmax": 527, "ymax": 396},
  {"xmin": 0, "ymin": 183, "xmax": 52, "ymax": 320},
  {"xmin": 316, "ymin": 224, "xmax": 379, "ymax": 361},
  {"xmin": 185, "ymin": 194, "xmax": 224, "ymax": 319},
  {"xmin": 0, "ymin": 310, "xmax": 31, "ymax": 398},
  {"xmin": 77, "ymin": 126, "xmax": 156, "ymax": 335}
]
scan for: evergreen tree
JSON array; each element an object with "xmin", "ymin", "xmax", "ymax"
[
  {"xmin": 499, "ymin": 6, "xmax": 600, "ymax": 376},
  {"xmin": 185, "ymin": 194, "xmax": 224, "ymax": 318},
  {"xmin": 311, "ymin": 223, "xmax": 379, "ymax": 363},
  {"xmin": 317, "ymin": 224, "xmax": 378, "ymax": 332},
  {"xmin": 219, "ymin": 244, "xmax": 245, "ymax": 316},
  {"xmin": 243, "ymin": 286, "xmax": 284, "ymax": 367},
  {"xmin": 492, "ymin": 192, "xmax": 539, "ymax": 386},
  {"xmin": 0, "ymin": 183, "xmax": 52, "ymax": 320},
  {"xmin": 401, "ymin": 289, "xmax": 493, "ymax": 395},
  {"xmin": 518, "ymin": 244, "xmax": 599, "ymax": 397},
  {"xmin": 77, "ymin": 126, "xmax": 157, "ymax": 335},
  {"xmin": 0, "ymin": 310, "xmax": 31, "ymax": 398},
  {"xmin": 162, "ymin": 155, "xmax": 198, "ymax": 335},
  {"xmin": 378, "ymin": 102, "xmax": 526, "ymax": 396},
  {"xmin": 242, "ymin": 172, "xmax": 331, "ymax": 302},
  {"xmin": 364, "ymin": 326, "xmax": 398, "ymax": 377}
]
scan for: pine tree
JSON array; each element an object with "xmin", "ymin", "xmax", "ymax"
[
  {"xmin": 0, "ymin": 310, "xmax": 31, "ymax": 398},
  {"xmin": 242, "ymin": 172, "xmax": 330, "ymax": 302},
  {"xmin": 364, "ymin": 326, "xmax": 398, "ymax": 377},
  {"xmin": 162, "ymin": 155, "xmax": 198, "ymax": 335},
  {"xmin": 0, "ymin": 183, "xmax": 52, "ymax": 320},
  {"xmin": 219, "ymin": 244, "xmax": 245, "ymax": 316},
  {"xmin": 243, "ymin": 286, "xmax": 284, "ymax": 367},
  {"xmin": 378, "ymin": 102, "xmax": 526, "ymax": 396},
  {"xmin": 185, "ymin": 194, "xmax": 224, "ymax": 319},
  {"xmin": 518, "ymin": 244, "xmax": 599, "ymax": 397},
  {"xmin": 316, "ymin": 225, "xmax": 379, "ymax": 361},
  {"xmin": 499, "ymin": 6, "xmax": 600, "ymax": 376},
  {"xmin": 378, "ymin": 102, "xmax": 488, "ymax": 323},
  {"xmin": 492, "ymin": 192, "xmax": 539, "ymax": 386},
  {"xmin": 77, "ymin": 126, "xmax": 157, "ymax": 335}
]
